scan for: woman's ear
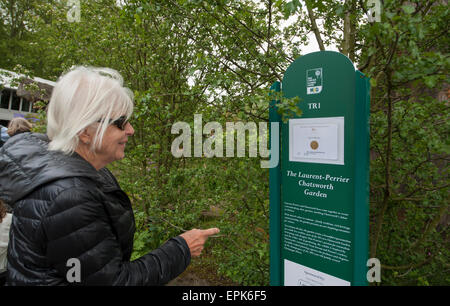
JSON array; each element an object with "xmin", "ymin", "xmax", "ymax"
[{"xmin": 78, "ymin": 128, "xmax": 92, "ymax": 145}]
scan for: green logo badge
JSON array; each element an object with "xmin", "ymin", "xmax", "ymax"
[{"xmin": 306, "ymin": 68, "xmax": 323, "ymax": 95}]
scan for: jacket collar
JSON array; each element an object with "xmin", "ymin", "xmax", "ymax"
[{"xmin": 0, "ymin": 133, "xmax": 119, "ymax": 204}]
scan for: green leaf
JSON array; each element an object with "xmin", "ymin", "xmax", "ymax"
[
  {"xmin": 134, "ymin": 14, "xmax": 141, "ymax": 25},
  {"xmin": 423, "ymin": 75, "xmax": 439, "ymax": 88},
  {"xmin": 402, "ymin": 5, "xmax": 415, "ymax": 15}
]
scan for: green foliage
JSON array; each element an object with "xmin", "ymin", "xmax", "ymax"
[
  {"xmin": 360, "ymin": 0, "xmax": 449, "ymax": 286},
  {"xmin": 1, "ymin": 0, "xmax": 448, "ymax": 286}
]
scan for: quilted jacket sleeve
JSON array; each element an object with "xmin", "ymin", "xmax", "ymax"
[{"xmin": 42, "ymin": 187, "xmax": 190, "ymax": 285}]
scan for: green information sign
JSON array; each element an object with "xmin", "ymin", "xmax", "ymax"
[{"xmin": 269, "ymin": 51, "xmax": 370, "ymax": 286}]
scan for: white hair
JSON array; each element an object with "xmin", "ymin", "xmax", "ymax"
[{"xmin": 47, "ymin": 66, "xmax": 134, "ymax": 155}]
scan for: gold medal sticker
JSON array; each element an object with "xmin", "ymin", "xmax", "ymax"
[{"xmin": 310, "ymin": 140, "xmax": 319, "ymax": 150}]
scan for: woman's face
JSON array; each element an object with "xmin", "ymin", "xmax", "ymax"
[{"xmin": 95, "ymin": 119, "xmax": 134, "ymax": 165}]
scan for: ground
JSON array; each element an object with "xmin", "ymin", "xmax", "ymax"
[{"xmin": 167, "ymin": 253, "xmax": 239, "ymax": 286}]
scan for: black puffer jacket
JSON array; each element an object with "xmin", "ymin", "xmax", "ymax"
[{"xmin": 0, "ymin": 133, "xmax": 190, "ymax": 285}]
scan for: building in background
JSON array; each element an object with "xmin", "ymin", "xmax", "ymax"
[{"xmin": 0, "ymin": 69, "xmax": 55, "ymax": 127}]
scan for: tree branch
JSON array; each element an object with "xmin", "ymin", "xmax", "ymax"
[{"xmin": 305, "ymin": 1, "xmax": 325, "ymax": 51}]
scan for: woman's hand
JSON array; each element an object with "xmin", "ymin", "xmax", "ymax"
[{"xmin": 179, "ymin": 228, "xmax": 220, "ymax": 257}]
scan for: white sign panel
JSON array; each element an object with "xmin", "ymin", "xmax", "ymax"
[
  {"xmin": 292, "ymin": 123, "xmax": 338, "ymax": 160},
  {"xmin": 289, "ymin": 117, "xmax": 344, "ymax": 165},
  {"xmin": 284, "ymin": 259, "xmax": 350, "ymax": 286}
]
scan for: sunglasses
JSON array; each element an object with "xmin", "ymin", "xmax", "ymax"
[{"xmin": 97, "ymin": 115, "xmax": 129, "ymax": 130}]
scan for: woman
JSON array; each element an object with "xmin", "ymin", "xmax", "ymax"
[
  {"xmin": 0, "ymin": 125, "xmax": 8, "ymax": 148},
  {"xmin": 0, "ymin": 200, "xmax": 12, "ymax": 286},
  {"xmin": 0, "ymin": 66, "xmax": 218, "ymax": 285},
  {"xmin": 7, "ymin": 117, "xmax": 32, "ymax": 137}
]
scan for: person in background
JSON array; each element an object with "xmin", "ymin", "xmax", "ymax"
[
  {"xmin": 0, "ymin": 199, "xmax": 12, "ymax": 286},
  {"xmin": 0, "ymin": 125, "xmax": 9, "ymax": 141},
  {"xmin": 0, "ymin": 125, "xmax": 9, "ymax": 148},
  {"xmin": 7, "ymin": 117, "xmax": 32, "ymax": 138},
  {"xmin": 0, "ymin": 121, "xmax": 14, "ymax": 281},
  {"xmin": 0, "ymin": 66, "xmax": 219, "ymax": 285}
]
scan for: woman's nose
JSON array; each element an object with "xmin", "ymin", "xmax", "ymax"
[{"xmin": 125, "ymin": 122, "xmax": 134, "ymax": 136}]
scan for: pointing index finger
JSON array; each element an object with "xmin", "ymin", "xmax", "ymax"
[{"xmin": 202, "ymin": 228, "xmax": 220, "ymax": 237}]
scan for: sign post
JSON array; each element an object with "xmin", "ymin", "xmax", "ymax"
[{"xmin": 270, "ymin": 51, "xmax": 370, "ymax": 286}]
